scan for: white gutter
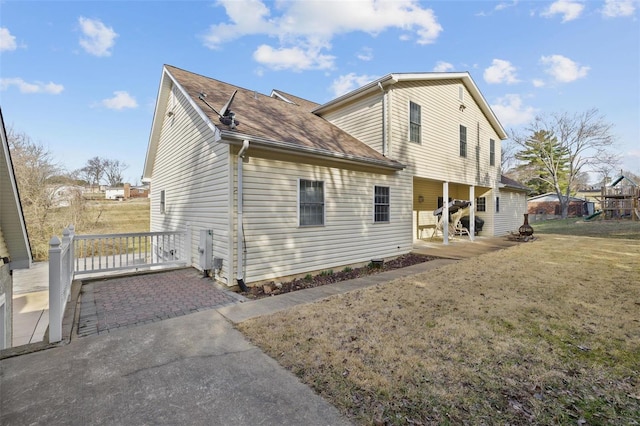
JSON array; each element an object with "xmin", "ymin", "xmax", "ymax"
[{"xmin": 236, "ymin": 139, "xmax": 249, "ymax": 291}]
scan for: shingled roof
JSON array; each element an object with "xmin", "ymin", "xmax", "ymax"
[
  {"xmin": 500, "ymin": 175, "xmax": 530, "ymax": 192},
  {"xmin": 163, "ymin": 65, "xmax": 403, "ymax": 170}
]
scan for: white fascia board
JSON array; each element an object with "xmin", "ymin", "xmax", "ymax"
[
  {"xmin": 220, "ymin": 131, "xmax": 405, "ymax": 171},
  {"xmin": 0, "ymin": 109, "xmax": 33, "ymax": 266},
  {"xmin": 142, "ymin": 66, "xmax": 222, "ymax": 180}
]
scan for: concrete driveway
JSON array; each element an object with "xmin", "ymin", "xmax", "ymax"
[{"xmin": 0, "ymin": 308, "xmax": 351, "ymax": 425}]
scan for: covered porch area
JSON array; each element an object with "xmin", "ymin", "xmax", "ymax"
[{"xmin": 412, "ymin": 177, "xmax": 492, "ymax": 244}]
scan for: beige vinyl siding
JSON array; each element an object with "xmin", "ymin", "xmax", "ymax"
[
  {"xmin": 388, "ymin": 80, "xmax": 501, "ymax": 188},
  {"xmin": 150, "ymin": 87, "xmax": 232, "ymax": 284},
  {"xmin": 494, "ymin": 188, "xmax": 528, "ymax": 235},
  {"xmin": 238, "ymin": 156, "xmax": 412, "ymax": 284},
  {"xmin": 322, "ymin": 94, "xmax": 384, "ymax": 153}
]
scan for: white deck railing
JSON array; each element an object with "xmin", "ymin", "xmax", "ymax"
[{"xmin": 48, "ymin": 225, "xmax": 191, "ymax": 343}]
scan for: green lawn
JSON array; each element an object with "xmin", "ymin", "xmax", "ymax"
[{"xmin": 532, "ymin": 217, "xmax": 640, "ymax": 239}]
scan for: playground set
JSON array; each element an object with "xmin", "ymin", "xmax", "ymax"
[{"xmin": 585, "ymin": 174, "xmax": 640, "ymax": 221}]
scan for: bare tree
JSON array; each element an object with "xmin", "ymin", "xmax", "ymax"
[
  {"xmin": 104, "ymin": 159, "xmax": 128, "ymax": 187},
  {"xmin": 80, "ymin": 156, "xmax": 106, "ymax": 188},
  {"xmin": 7, "ymin": 127, "xmax": 88, "ymax": 260},
  {"xmin": 511, "ymin": 108, "xmax": 616, "ymax": 218}
]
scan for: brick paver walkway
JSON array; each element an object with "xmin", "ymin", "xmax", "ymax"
[{"xmin": 78, "ymin": 268, "xmax": 244, "ymax": 337}]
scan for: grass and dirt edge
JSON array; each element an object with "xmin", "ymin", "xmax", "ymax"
[{"xmin": 238, "ymin": 234, "xmax": 640, "ymax": 425}]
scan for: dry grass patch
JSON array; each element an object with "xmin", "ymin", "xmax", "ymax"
[{"xmin": 238, "ymin": 235, "xmax": 640, "ymax": 425}]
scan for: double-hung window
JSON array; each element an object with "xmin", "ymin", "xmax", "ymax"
[
  {"xmin": 496, "ymin": 197, "xmax": 500, "ymax": 213},
  {"xmin": 459, "ymin": 125, "xmax": 467, "ymax": 157},
  {"xmin": 374, "ymin": 186, "xmax": 390, "ymax": 223},
  {"xmin": 489, "ymin": 139, "xmax": 495, "ymax": 166},
  {"xmin": 409, "ymin": 102, "xmax": 421, "ymax": 144},
  {"xmin": 299, "ymin": 179, "xmax": 324, "ymax": 226}
]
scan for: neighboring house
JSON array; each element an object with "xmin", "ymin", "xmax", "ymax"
[
  {"xmin": 106, "ymin": 183, "xmax": 148, "ymax": 200},
  {"xmin": 50, "ymin": 185, "xmax": 84, "ymax": 208},
  {"xmin": 0, "ymin": 108, "xmax": 32, "ymax": 349},
  {"xmin": 527, "ymin": 192, "xmax": 593, "ymax": 221},
  {"xmin": 105, "ymin": 187, "xmax": 125, "ymax": 200},
  {"xmin": 143, "ymin": 65, "xmax": 527, "ymax": 288}
]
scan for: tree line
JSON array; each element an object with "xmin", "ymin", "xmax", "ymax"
[
  {"xmin": 7, "ymin": 127, "xmax": 131, "ymax": 259},
  {"xmin": 503, "ymin": 108, "xmax": 637, "ymax": 219}
]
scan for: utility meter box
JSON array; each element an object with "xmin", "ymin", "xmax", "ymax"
[{"xmin": 198, "ymin": 230, "xmax": 213, "ymax": 270}]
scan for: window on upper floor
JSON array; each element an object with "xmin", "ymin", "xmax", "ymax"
[
  {"xmin": 160, "ymin": 190, "xmax": 166, "ymax": 214},
  {"xmin": 458, "ymin": 85, "xmax": 464, "ymax": 102},
  {"xmin": 374, "ymin": 186, "xmax": 390, "ymax": 223},
  {"xmin": 459, "ymin": 125, "xmax": 467, "ymax": 157},
  {"xmin": 476, "ymin": 197, "xmax": 486, "ymax": 212},
  {"xmin": 299, "ymin": 179, "xmax": 324, "ymax": 226},
  {"xmin": 490, "ymin": 139, "xmax": 496, "ymax": 166},
  {"xmin": 496, "ymin": 196, "xmax": 500, "ymax": 213},
  {"xmin": 409, "ymin": 101, "xmax": 421, "ymax": 144}
]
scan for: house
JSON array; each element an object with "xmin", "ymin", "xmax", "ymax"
[
  {"xmin": 527, "ymin": 192, "xmax": 593, "ymax": 221},
  {"xmin": 105, "ymin": 183, "xmax": 149, "ymax": 200},
  {"xmin": 0, "ymin": 108, "xmax": 32, "ymax": 349},
  {"xmin": 143, "ymin": 65, "xmax": 527, "ymax": 288},
  {"xmin": 49, "ymin": 184, "xmax": 85, "ymax": 208}
]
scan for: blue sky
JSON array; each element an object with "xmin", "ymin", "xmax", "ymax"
[{"xmin": 1, "ymin": 0, "xmax": 638, "ymax": 184}]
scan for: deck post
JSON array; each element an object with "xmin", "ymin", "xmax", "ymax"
[
  {"xmin": 443, "ymin": 182, "xmax": 449, "ymax": 245},
  {"xmin": 48, "ymin": 236, "xmax": 62, "ymax": 343},
  {"xmin": 469, "ymin": 186, "xmax": 475, "ymax": 241}
]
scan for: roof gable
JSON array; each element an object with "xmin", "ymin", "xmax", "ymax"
[
  {"xmin": 143, "ymin": 65, "xmax": 404, "ymax": 180},
  {"xmin": 313, "ymin": 72, "xmax": 507, "ymax": 140}
]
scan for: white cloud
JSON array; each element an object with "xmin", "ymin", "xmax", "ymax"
[
  {"xmin": 253, "ymin": 44, "xmax": 335, "ymax": 71},
  {"xmin": 357, "ymin": 47, "xmax": 374, "ymax": 61},
  {"xmin": 100, "ymin": 91, "xmax": 138, "ymax": 110},
  {"xmin": 532, "ymin": 79, "xmax": 545, "ymax": 87},
  {"xmin": 601, "ymin": 0, "xmax": 636, "ymax": 17},
  {"xmin": 433, "ymin": 61, "xmax": 454, "ymax": 72},
  {"xmin": 330, "ymin": 73, "xmax": 379, "ymax": 97},
  {"xmin": 541, "ymin": 0, "xmax": 585, "ymax": 22},
  {"xmin": 490, "ymin": 94, "xmax": 537, "ymax": 127},
  {"xmin": 0, "ymin": 27, "xmax": 17, "ymax": 51},
  {"xmin": 78, "ymin": 17, "xmax": 118, "ymax": 57},
  {"xmin": 204, "ymin": 0, "xmax": 442, "ymax": 71},
  {"xmin": 540, "ymin": 54, "xmax": 589, "ymax": 82},
  {"xmin": 483, "ymin": 59, "xmax": 520, "ymax": 84},
  {"xmin": 0, "ymin": 77, "xmax": 64, "ymax": 94}
]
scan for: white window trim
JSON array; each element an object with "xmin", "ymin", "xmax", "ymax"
[
  {"xmin": 373, "ymin": 185, "xmax": 390, "ymax": 223},
  {"xmin": 297, "ymin": 178, "xmax": 325, "ymax": 227},
  {"xmin": 408, "ymin": 101, "xmax": 421, "ymax": 144},
  {"xmin": 160, "ymin": 189, "xmax": 166, "ymax": 214}
]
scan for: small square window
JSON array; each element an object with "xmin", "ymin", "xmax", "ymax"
[
  {"xmin": 476, "ymin": 197, "xmax": 486, "ymax": 212},
  {"xmin": 374, "ymin": 186, "xmax": 390, "ymax": 223}
]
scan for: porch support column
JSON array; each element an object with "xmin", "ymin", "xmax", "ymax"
[
  {"xmin": 469, "ymin": 186, "xmax": 475, "ymax": 241},
  {"xmin": 443, "ymin": 181, "xmax": 449, "ymax": 245}
]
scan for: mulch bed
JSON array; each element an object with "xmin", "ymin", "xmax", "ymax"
[{"xmin": 241, "ymin": 253, "xmax": 439, "ymax": 300}]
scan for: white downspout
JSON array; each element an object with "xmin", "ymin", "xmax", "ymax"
[{"xmin": 236, "ymin": 139, "xmax": 249, "ymax": 291}]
